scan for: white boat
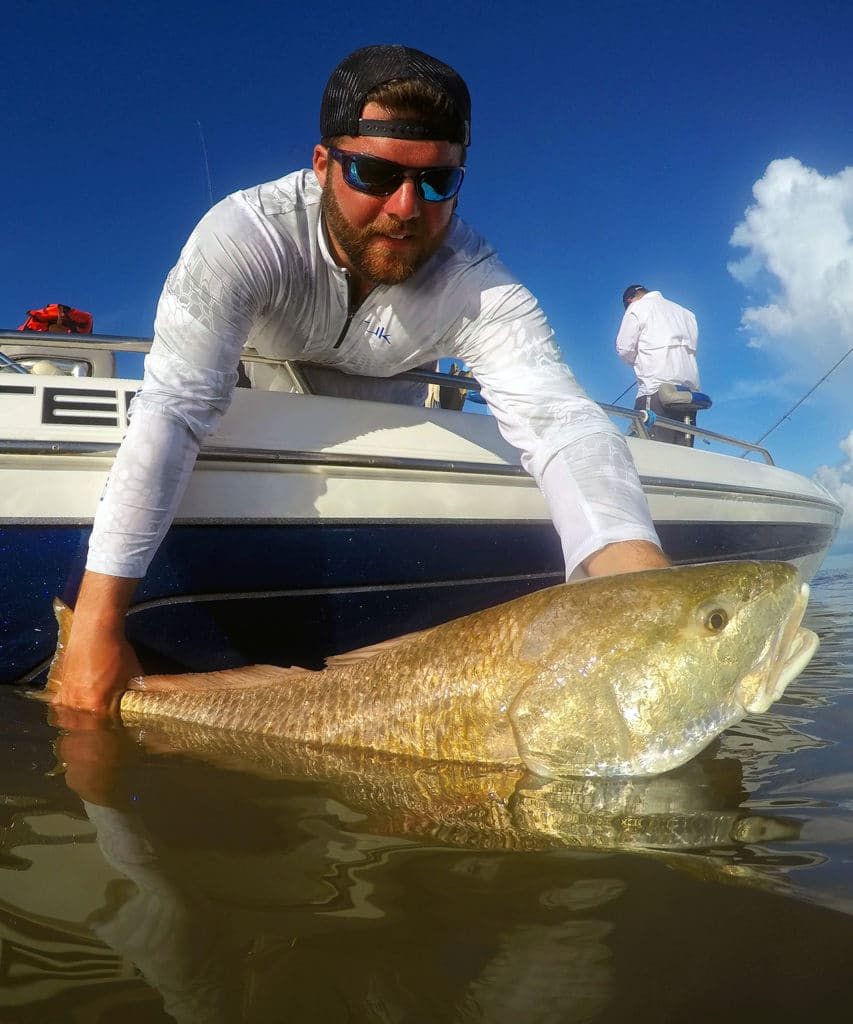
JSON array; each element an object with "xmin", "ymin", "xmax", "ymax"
[{"xmin": 0, "ymin": 330, "xmax": 842, "ymax": 685}]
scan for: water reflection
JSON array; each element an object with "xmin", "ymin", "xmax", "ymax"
[
  {"xmin": 0, "ymin": 698, "xmax": 829, "ymax": 1024},
  {"xmin": 66, "ymin": 707, "xmax": 811, "ymax": 856},
  {"xmin": 5, "ymin": 564, "xmax": 853, "ymax": 1021}
]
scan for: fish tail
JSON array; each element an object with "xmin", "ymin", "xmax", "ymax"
[{"xmin": 45, "ymin": 597, "xmax": 73, "ymax": 696}]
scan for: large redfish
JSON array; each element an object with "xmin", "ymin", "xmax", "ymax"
[{"xmin": 49, "ymin": 561, "xmax": 817, "ymax": 777}]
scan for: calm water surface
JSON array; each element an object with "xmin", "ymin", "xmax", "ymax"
[{"xmin": 1, "ymin": 558, "xmax": 852, "ymax": 1023}]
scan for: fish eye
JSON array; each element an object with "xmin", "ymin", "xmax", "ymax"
[{"xmin": 704, "ymin": 608, "xmax": 729, "ymax": 632}]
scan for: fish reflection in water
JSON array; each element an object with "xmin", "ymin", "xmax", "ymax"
[
  {"xmin": 109, "ymin": 713, "xmax": 807, "ymax": 853},
  {"xmin": 27, "ymin": 714, "xmax": 807, "ymax": 1024}
]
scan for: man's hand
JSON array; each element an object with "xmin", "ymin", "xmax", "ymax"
[
  {"xmin": 583, "ymin": 539, "xmax": 671, "ymax": 577},
  {"xmin": 53, "ymin": 630, "xmax": 142, "ymax": 716},
  {"xmin": 50, "ymin": 571, "xmax": 142, "ymax": 715}
]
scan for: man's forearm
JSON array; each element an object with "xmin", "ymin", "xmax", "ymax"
[
  {"xmin": 87, "ymin": 401, "xmax": 203, "ymax": 578},
  {"xmin": 73, "ymin": 570, "xmax": 140, "ymax": 628},
  {"xmin": 582, "ymin": 539, "xmax": 670, "ymax": 577}
]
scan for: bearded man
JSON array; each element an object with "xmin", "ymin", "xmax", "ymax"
[{"xmin": 56, "ymin": 45, "xmax": 668, "ymax": 714}]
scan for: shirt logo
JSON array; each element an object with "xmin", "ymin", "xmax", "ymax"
[{"xmin": 363, "ymin": 317, "xmax": 392, "ymax": 344}]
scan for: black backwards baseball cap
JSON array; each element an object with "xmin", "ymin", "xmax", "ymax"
[
  {"xmin": 622, "ymin": 284, "xmax": 647, "ymax": 309},
  {"xmin": 320, "ymin": 45, "xmax": 471, "ymax": 146}
]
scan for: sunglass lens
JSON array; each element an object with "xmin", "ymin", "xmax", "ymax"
[
  {"xmin": 419, "ymin": 168, "xmax": 463, "ymax": 202},
  {"xmin": 346, "ymin": 155, "xmax": 400, "ymax": 195}
]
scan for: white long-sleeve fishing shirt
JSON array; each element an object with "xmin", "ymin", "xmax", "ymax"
[
  {"xmin": 88, "ymin": 170, "xmax": 660, "ymax": 580},
  {"xmin": 615, "ymin": 290, "xmax": 699, "ymax": 398}
]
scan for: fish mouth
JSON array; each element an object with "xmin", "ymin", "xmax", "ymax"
[{"xmin": 737, "ymin": 583, "xmax": 818, "ymax": 713}]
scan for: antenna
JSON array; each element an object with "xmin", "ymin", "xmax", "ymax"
[{"xmin": 197, "ymin": 120, "xmax": 214, "ymax": 208}]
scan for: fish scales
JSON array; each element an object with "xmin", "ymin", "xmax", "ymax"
[{"xmin": 121, "ymin": 597, "xmax": 535, "ymax": 764}]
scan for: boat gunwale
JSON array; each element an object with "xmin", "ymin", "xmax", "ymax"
[{"xmin": 1, "ymin": 330, "xmax": 777, "ymax": 463}]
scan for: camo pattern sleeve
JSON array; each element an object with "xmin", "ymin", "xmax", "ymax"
[
  {"xmin": 450, "ymin": 269, "xmax": 660, "ymax": 578},
  {"xmin": 86, "ymin": 192, "xmax": 283, "ymax": 578}
]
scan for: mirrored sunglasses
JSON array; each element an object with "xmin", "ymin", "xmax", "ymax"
[{"xmin": 327, "ymin": 146, "xmax": 465, "ymax": 203}]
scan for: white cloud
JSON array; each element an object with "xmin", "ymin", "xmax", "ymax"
[
  {"xmin": 814, "ymin": 431, "xmax": 853, "ymax": 531},
  {"xmin": 714, "ymin": 370, "xmax": 798, "ymax": 405},
  {"xmin": 730, "ymin": 159, "xmax": 853, "ymax": 532},
  {"xmin": 729, "ymin": 157, "xmax": 853, "ymax": 358}
]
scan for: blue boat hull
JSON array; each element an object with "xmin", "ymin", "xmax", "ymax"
[
  {"xmin": 2, "ymin": 517, "xmax": 837, "ymax": 685},
  {"xmin": 3, "ymin": 522, "xmax": 564, "ymax": 685}
]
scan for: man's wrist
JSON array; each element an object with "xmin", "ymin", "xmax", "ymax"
[{"xmin": 582, "ymin": 540, "xmax": 670, "ymax": 577}]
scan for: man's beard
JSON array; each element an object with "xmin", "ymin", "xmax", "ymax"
[{"xmin": 321, "ymin": 178, "xmax": 446, "ymax": 286}]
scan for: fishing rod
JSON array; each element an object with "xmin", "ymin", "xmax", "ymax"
[
  {"xmin": 611, "ymin": 382, "xmax": 636, "ymax": 405},
  {"xmin": 754, "ymin": 343, "xmax": 853, "ymax": 445}
]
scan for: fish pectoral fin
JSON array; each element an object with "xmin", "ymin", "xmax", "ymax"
[
  {"xmin": 324, "ymin": 626, "xmax": 437, "ymax": 667},
  {"xmin": 127, "ymin": 664, "xmax": 304, "ymax": 692}
]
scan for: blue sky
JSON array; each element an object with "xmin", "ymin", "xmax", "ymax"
[{"xmin": 4, "ymin": 1, "xmax": 853, "ymax": 531}]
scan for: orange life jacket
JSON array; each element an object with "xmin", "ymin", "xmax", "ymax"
[{"xmin": 18, "ymin": 304, "xmax": 94, "ymax": 334}]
